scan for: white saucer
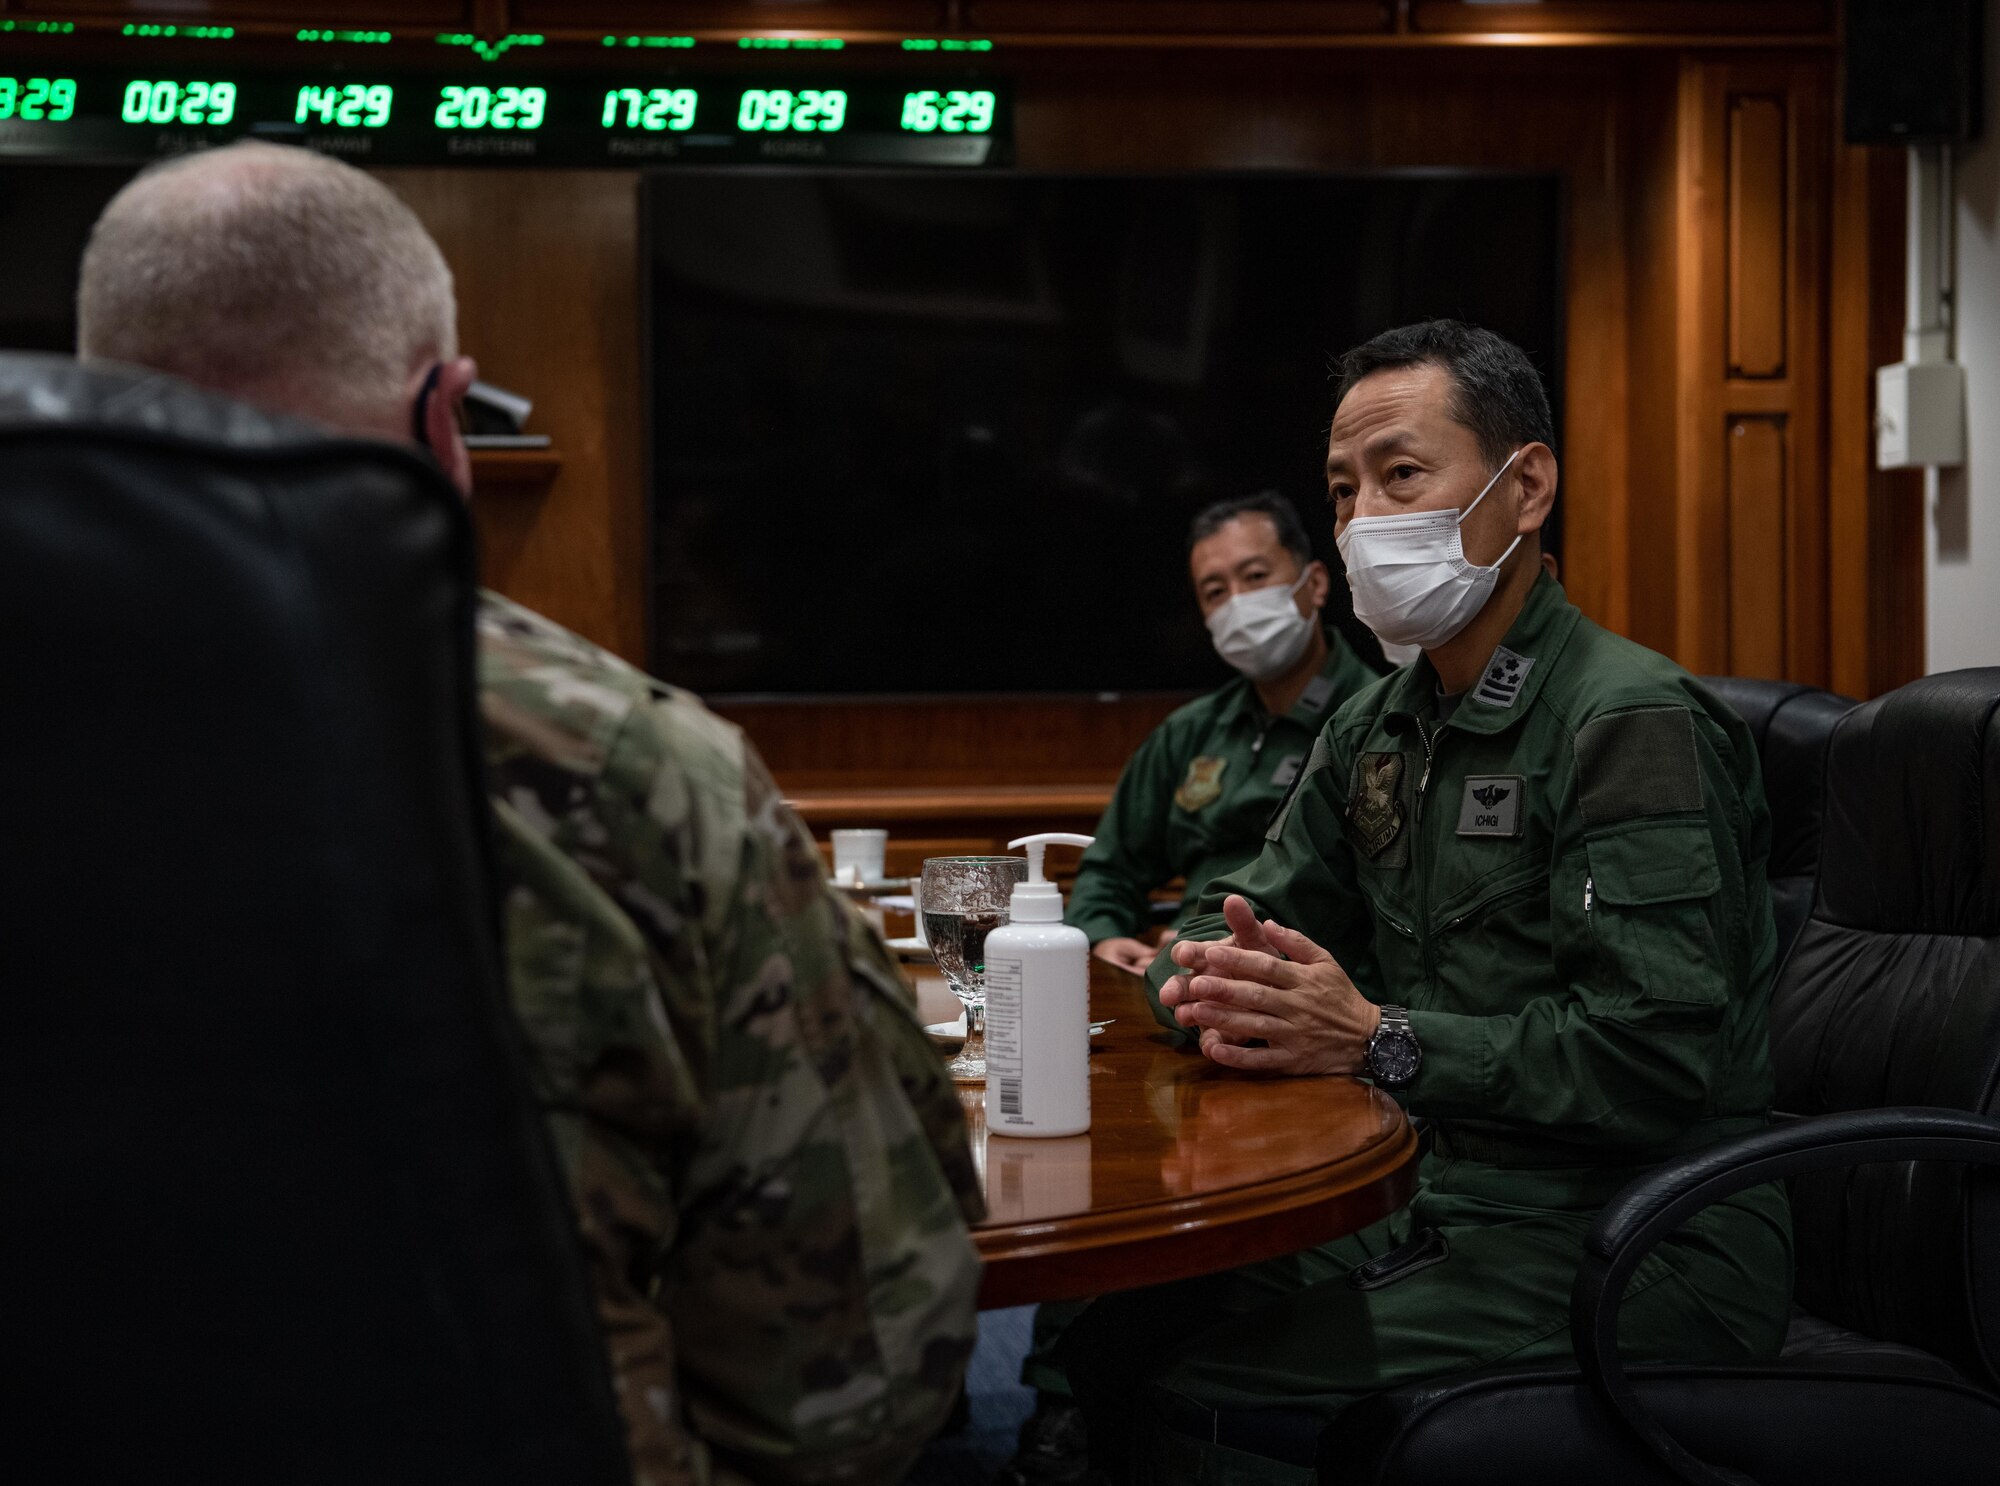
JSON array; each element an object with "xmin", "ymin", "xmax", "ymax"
[{"xmin": 886, "ymin": 936, "xmax": 933, "ymax": 962}]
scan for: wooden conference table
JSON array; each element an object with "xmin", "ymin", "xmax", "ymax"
[{"xmin": 948, "ymin": 957, "xmax": 1421, "ymax": 1310}]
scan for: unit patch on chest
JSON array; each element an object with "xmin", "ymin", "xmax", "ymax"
[
  {"xmin": 1457, "ymin": 775, "xmax": 1525, "ymax": 837},
  {"xmin": 1175, "ymin": 755, "xmax": 1229, "ymax": 812},
  {"xmin": 1348, "ymin": 751, "xmax": 1407, "ymax": 860}
]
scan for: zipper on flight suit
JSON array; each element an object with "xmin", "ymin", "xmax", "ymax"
[
  {"xmin": 1414, "ymin": 718, "xmax": 1438, "ymax": 821},
  {"xmin": 1413, "ymin": 715, "xmax": 1441, "ymax": 984},
  {"xmin": 1250, "ymin": 717, "xmax": 1272, "ymax": 761}
]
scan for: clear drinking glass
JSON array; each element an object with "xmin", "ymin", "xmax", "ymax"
[{"xmin": 920, "ymin": 854, "xmax": 1027, "ymax": 1083}]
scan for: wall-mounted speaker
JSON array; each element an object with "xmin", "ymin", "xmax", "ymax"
[{"xmin": 1845, "ymin": 0, "xmax": 1984, "ymax": 144}]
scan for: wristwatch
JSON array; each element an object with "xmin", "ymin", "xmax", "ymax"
[{"xmin": 1364, "ymin": 1006, "xmax": 1422, "ymax": 1088}]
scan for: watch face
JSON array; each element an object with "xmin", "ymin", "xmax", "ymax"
[{"xmin": 1370, "ymin": 1030, "xmax": 1422, "ymax": 1086}]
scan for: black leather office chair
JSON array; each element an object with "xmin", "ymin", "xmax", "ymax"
[
  {"xmin": 1700, "ymin": 677, "xmax": 1856, "ymax": 961},
  {"xmin": 0, "ymin": 354, "xmax": 631, "ymax": 1485},
  {"xmin": 1314, "ymin": 670, "xmax": 2000, "ymax": 1484}
]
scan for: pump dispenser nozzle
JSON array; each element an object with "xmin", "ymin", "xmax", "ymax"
[{"xmin": 1006, "ymin": 832, "xmax": 1095, "ymax": 923}]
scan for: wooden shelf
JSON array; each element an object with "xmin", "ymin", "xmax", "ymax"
[
  {"xmin": 470, "ymin": 448, "xmax": 562, "ymax": 497},
  {"xmin": 786, "ymin": 783, "xmax": 1113, "ymax": 826}
]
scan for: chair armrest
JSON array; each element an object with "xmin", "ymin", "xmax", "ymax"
[{"xmin": 1570, "ymin": 1107, "xmax": 2000, "ymax": 1486}]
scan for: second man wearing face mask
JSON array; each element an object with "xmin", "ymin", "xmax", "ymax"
[{"xmin": 1068, "ymin": 493, "xmax": 1381, "ymax": 978}]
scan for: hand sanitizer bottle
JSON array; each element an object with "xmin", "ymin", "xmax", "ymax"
[{"xmin": 984, "ymin": 832, "xmax": 1094, "ymax": 1139}]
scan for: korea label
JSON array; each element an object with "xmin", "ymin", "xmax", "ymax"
[{"xmin": 1456, "ymin": 775, "xmax": 1524, "ymax": 837}]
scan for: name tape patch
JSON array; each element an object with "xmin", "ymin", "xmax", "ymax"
[
  {"xmin": 1472, "ymin": 646, "xmax": 1536, "ymax": 710},
  {"xmin": 1457, "ymin": 775, "xmax": 1524, "ymax": 837}
]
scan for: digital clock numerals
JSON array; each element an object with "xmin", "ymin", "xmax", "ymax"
[
  {"xmin": 900, "ymin": 90, "xmax": 996, "ymax": 135},
  {"xmin": 601, "ymin": 87, "xmax": 698, "ymax": 132},
  {"xmin": 296, "ymin": 84, "xmax": 394, "ymax": 129},
  {"xmin": 0, "ymin": 78, "xmax": 79, "ymax": 124},
  {"xmin": 434, "ymin": 86, "xmax": 547, "ymax": 131},
  {"xmin": 121, "ymin": 80, "xmax": 237, "ymax": 127},
  {"xmin": 736, "ymin": 89, "xmax": 847, "ymax": 133}
]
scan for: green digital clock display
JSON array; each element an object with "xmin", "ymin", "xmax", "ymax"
[
  {"xmin": 601, "ymin": 86, "xmax": 697, "ymax": 132},
  {"xmin": 0, "ymin": 69, "xmax": 1008, "ymax": 167},
  {"xmin": 295, "ymin": 83, "xmax": 393, "ymax": 128},
  {"xmin": 433, "ymin": 85, "xmax": 547, "ymax": 130},
  {"xmin": 898, "ymin": 90, "xmax": 996, "ymax": 134},
  {"xmin": 0, "ymin": 77, "xmax": 78, "ymax": 122},
  {"xmin": 121, "ymin": 79, "xmax": 237, "ymax": 126},
  {"xmin": 735, "ymin": 88, "xmax": 847, "ymax": 133}
]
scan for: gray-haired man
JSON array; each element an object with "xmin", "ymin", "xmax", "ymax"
[{"xmin": 76, "ymin": 142, "xmax": 982, "ymax": 1486}]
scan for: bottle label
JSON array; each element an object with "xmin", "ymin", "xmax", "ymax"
[{"xmin": 984, "ymin": 957, "xmax": 1025, "ymax": 1123}]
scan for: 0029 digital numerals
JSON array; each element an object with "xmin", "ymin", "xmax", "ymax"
[
  {"xmin": 0, "ymin": 78, "xmax": 78, "ymax": 123},
  {"xmin": 601, "ymin": 87, "xmax": 697, "ymax": 132},
  {"xmin": 433, "ymin": 85, "xmax": 546, "ymax": 131},
  {"xmin": 121, "ymin": 80, "xmax": 237, "ymax": 127},
  {"xmin": 736, "ymin": 89, "xmax": 846, "ymax": 133},
  {"xmin": 296, "ymin": 84, "xmax": 393, "ymax": 129},
  {"xmin": 899, "ymin": 90, "xmax": 995, "ymax": 134}
]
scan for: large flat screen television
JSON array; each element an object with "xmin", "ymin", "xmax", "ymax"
[{"xmin": 642, "ymin": 168, "xmax": 1563, "ymax": 699}]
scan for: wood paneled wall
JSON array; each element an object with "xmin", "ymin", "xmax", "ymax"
[{"xmin": 6, "ymin": 3, "xmax": 1922, "ymax": 806}]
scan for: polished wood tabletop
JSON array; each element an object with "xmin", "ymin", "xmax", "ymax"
[{"xmin": 937, "ymin": 957, "xmax": 1420, "ymax": 1311}]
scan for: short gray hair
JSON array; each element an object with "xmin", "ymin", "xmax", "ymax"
[{"xmin": 77, "ymin": 141, "xmax": 455, "ymax": 430}]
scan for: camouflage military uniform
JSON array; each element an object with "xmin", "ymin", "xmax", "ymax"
[{"xmin": 478, "ymin": 592, "xmax": 984, "ymax": 1486}]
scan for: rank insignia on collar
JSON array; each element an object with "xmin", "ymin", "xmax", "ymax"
[
  {"xmin": 1175, "ymin": 755, "xmax": 1228, "ymax": 812},
  {"xmin": 1348, "ymin": 751, "xmax": 1406, "ymax": 859},
  {"xmin": 1472, "ymin": 646, "xmax": 1536, "ymax": 709}
]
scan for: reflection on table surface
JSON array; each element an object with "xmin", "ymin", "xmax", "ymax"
[{"xmin": 909, "ymin": 947, "xmax": 1420, "ymax": 1309}]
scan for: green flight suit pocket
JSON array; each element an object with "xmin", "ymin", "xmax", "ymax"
[{"xmin": 1585, "ymin": 821, "xmax": 1726, "ymax": 1008}]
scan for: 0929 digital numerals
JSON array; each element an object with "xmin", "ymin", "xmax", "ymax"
[{"xmin": 735, "ymin": 89, "xmax": 846, "ymax": 133}]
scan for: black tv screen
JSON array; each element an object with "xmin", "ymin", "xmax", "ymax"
[
  {"xmin": 0, "ymin": 162, "xmax": 135, "ymax": 355},
  {"xmin": 643, "ymin": 169, "xmax": 1563, "ymax": 699}
]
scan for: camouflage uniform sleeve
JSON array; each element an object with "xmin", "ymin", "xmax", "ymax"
[
  {"xmin": 592, "ymin": 697, "xmax": 981, "ymax": 1485},
  {"xmin": 481, "ymin": 595, "xmax": 980, "ymax": 1486}
]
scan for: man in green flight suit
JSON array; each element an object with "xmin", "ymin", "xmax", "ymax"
[
  {"xmin": 1004, "ymin": 495, "xmax": 1380, "ymax": 1483},
  {"xmin": 1055, "ymin": 320, "xmax": 1793, "ymax": 1485},
  {"xmin": 1072, "ymin": 493, "xmax": 1381, "ymax": 978}
]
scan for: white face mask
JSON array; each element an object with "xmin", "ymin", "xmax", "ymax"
[
  {"xmin": 1206, "ymin": 568, "xmax": 1316, "ymax": 682},
  {"xmin": 1335, "ymin": 448, "xmax": 1524, "ymax": 652}
]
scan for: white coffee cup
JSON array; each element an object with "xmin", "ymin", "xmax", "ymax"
[{"xmin": 831, "ymin": 828, "xmax": 888, "ymax": 885}]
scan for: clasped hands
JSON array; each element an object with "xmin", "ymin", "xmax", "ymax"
[{"xmin": 1160, "ymin": 895, "xmax": 1382, "ymax": 1075}]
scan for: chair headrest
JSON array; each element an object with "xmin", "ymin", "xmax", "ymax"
[
  {"xmin": 0, "ymin": 350, "xmax": 333, "ymax": 448},
  {"xmin": 1816, "ymin": 669, "xmax": 2000, "ymax": 936},
  {"xmin": 1702, "ymin": 677, "xmax": 1856, "ymax": 882}
]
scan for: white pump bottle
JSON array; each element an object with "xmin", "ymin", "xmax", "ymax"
[{"xmin": 983, "ymin": 832, "xmax": 1094, "ymax": 1138}]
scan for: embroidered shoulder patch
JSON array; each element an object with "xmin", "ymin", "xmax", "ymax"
[
  {"xmin": 1347, "ymin": 751, "xmax": 1407, "ymax": 860},
  {"xmin": 1575, "ymin": 706, "xmax": 1703, "ymax": 825},
  {"xmin": 1472, "ymin": 646, "xmax": 1536, "ymax": 709},
  {"xmin": 1174, "ymin": 755, "xmax": 1228, "ymax": 812}
]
